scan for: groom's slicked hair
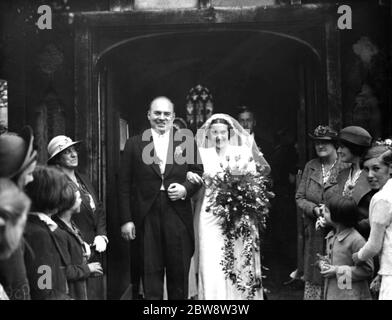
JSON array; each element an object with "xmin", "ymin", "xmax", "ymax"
[{"xmin": 149, "ymin": 96, "xmax": 175, "ymax": 113}]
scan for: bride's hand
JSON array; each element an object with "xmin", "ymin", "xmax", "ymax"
[{"xmin": 187, "ymin": 172, "xmax": 203, "ymax": 185}]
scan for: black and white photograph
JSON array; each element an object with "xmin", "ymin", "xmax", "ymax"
[{"xmin": 0, "ymin": 0, "xmax": 392, "ymax": 306}]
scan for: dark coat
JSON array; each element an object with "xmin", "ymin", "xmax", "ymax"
[
  {"xmin": 296, "ymin": 158, "xmax": 349, "ymax": 285},
  {"xmin": 329, "ymin": 168, "xmax": 375, "ymax": 238},
  {"xmin": 70, "ymin": 172, "xmax": 107, "ymax": 244},
  {"xmin": 53, "ymin": 216, "xmax": 91, "ymax": 300},
  {"xmin": 23, "ymin": 215, "xmax": 70, "ymax": 300},
  {"xmin": 0, "ymin": 241, "xmax": 30, "ymax": 300},
  {"xmin": 254, "ymin": 135, "xmax": 274, "ymax": 164},
  {"xmin": 270, "ymin": 143, "xmax": 298, "ymax": 190},
  {"xmin": 68, "ymin": 172, "xmax": 106, "ymax": 300},
  {"xmin": 119, "ymin": 128, "xmax": 204, "ymax": 250},
  {"xmin": 324, "ymin": 228, "xmax": 373, "ymax": 300}
]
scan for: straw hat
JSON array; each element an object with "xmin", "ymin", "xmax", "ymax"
[{"xmin": 47, "ymin": 135, "xmax": 81, "ymax": 162}]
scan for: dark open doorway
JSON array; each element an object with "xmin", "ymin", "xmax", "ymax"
[{"xmin": 97, "ymin": 29, "xmax": 323, "ymax": 299}]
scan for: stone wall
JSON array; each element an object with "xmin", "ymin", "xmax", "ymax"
[
  {"xmin": 340, "ymin": 1, "xmax": 391, "ymax": 139},
  {"xmin": 134, "ymin": 0, "xmax": 199, "ymax": 10},
  {"xmin": 211, "ymin": 0, "xmax": 275, "ymax": 7}
]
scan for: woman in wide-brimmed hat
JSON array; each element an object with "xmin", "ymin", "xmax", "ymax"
[
  {"xmin": 296, "ymin": 125, "xmax": 349, "ymax": 300},
  {"xmin": 47, "ymin": 135, "xmax": 107, "ymax": 300},
  {"xmin": 332, "ymin": 126, "xmax": 374, "ymax": 238}
]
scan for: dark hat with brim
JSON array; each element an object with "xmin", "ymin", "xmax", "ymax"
[
  {"xmin": 0, "ymin": 126, "xmax": 37, "ymax": 179},
  {"xmin": 308, "ymin": 125, "xmax": 338, "ymax": 141},
  {"xmin": 339, "ymin": 126, "xmax": 372, "ymax": 147}
]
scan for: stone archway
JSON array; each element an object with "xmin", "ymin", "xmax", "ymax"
[
  {"xmin": 73, "ymin": 6, "xmax": 340, "ymax": 298},
  {"xmin": 95, "ymin": 28, "xmax": 323, "ymax": 299}
]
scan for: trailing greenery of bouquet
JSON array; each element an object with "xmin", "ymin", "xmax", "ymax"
[{"xmin": 204, "ymin": 155, "xmax": 274, "ymax": 299}]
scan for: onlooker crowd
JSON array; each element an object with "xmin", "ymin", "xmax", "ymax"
[
  {"xmin": 295, "ymin": 124, "xmax": 392, "ymax": 300},
  {"xmin": 0, "ymin": 127, "xmax": 107, "ymax": 300}
]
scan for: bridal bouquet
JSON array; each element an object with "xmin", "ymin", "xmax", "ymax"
[{"xmin": 204, "ymin": 155, "xmax": 274, "ymax": 299}]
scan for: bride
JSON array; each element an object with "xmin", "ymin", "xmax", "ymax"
[{"xmin": 187, "ymin": 114, "xmax": 270, "ymax": 300}]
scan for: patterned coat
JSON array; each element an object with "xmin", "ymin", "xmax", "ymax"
[
  {"xmin": 328, "ymin": 168, "xmax": 375, "ymax": 239},
  {"xmin": 296, "ymin": 158, "xmax": 349, "ymax": 285}
]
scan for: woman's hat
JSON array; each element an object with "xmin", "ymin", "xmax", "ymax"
[
  {"xmin": 0, "ymin": 126, "xmax": 37, "ymax": 179},
  {"xmin": 339, "ymin": 126, "xmax": 372, "ymax": 147},
  {"xmin": 47, "ymin": 135, "xmax": 81, "ymax": 162},
  {"xmin": 308, "ymin": 125, "xmax": 338, "ymax": 141}
]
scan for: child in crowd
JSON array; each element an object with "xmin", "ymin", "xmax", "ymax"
[
  {"xmin": 53, "ymin": 185, "xmax": 103, "ymax": 300},
  {"xmin": 320, "ymin": 195, "xmax": 374, "ymax": 300},
  {"xmin": 24, "ymin": 166, "xmax": 71, "ymax": 300}
]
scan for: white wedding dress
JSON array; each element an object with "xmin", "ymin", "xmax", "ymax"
[{"xmin": 196, "ymin": 145, "xmax": 264, "ymax": 300}]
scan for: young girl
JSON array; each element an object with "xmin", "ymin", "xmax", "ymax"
[
  {"xmin": 24, "ymin": 166, "xmax": 71, "ymax": 300},
  {"xmin": 321, "ymin": 196, "xmax": 374, "ymax": 300},
  {"xmin": 53, "ymin": 185, "xmax": 103, "ymax": 300}
]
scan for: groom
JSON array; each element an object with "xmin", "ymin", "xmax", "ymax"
[{"xmin": 119, "ymin": 96, "xmax": 203, "ymax": 300}]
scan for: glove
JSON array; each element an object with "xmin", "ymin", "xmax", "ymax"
[{"xmin": 93, "ymin": 235, "xmax": 108, "ymax": 253}]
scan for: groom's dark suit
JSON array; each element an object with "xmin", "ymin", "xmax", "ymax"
[{"xmin": 119, "ymin": 128, "xmax": 203, "ymax": 299}]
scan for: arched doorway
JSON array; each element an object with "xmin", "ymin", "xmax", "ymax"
[{"xmin": 96, "ymin": 29, "xmax": 323, "ymax": 299}]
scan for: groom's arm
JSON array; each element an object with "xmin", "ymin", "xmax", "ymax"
[{"xmin": 182, "ymin": 140, "xmax": 204, "ymax": 199}]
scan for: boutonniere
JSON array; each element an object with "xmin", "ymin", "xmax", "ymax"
[{"xmin": 174, "ymin": 146, "xmax": 183, "ymax": 157}]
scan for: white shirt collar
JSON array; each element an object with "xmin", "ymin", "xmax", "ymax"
[
  {"xmin": 151, "ymin": 128, "xmax": 170, "ymax": 139},
  {"xmin": 30, "ymin": 212, "xmax": 58, "ymax": 232}
]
